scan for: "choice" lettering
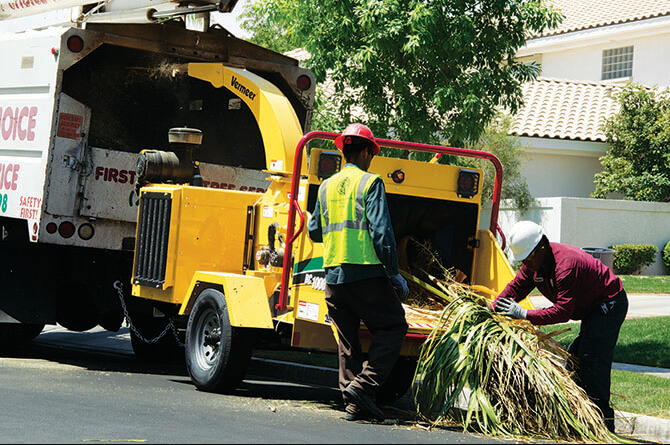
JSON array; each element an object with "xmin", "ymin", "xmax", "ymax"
[
  {"xmin": 0, "ymin": 163, "xmax": 20, "ymax": 191},
  {"xmin": 0, "ymin": 106, "xmax": 38, "ymax": 142}
]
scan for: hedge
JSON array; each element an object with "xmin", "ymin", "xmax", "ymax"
[
  {"xmin": 663, "ymin": 240, "xmax": 670, "ymax": 270},
  {"xmin": 610, "ymin": 244, "xmax": 659, "ymax": 275}
]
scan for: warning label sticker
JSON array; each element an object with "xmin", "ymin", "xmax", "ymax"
[
  {"xmin": 56, "ymin": 113, "xmax": 83, "ymax": 140},
  {"xmin": 297, "ymin": 300, "xmax": 319, "ymax": 322}
]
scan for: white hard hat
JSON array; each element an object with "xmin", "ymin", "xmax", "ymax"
[{"xmin": 508, "ymin": 221, "xmax": 545, "ymax": 262}]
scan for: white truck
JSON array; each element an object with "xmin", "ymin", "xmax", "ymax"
[{"xmin": 0, "ymin": 0, "xmax": 315, "ymax": 358}]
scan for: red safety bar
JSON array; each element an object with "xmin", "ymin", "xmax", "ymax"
[{"xmin": 278, "ymin": 131, "xmax": 505, "ymax": 311}]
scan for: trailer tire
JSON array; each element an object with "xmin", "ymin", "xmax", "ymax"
[
  {"xmin": 185, "ymin": 289, "xmax": 252, "ymax": 393},
  {"xmin": 376, "ymin": 357, "xmax": 417, "ymax": 404},
  {"xmin": 0, "ymin": 323, "xmax": 44, "ymax": 354}
]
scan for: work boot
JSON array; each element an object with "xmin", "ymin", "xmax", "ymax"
[
  {"xmin": 343, "ymin": 403, "xmax": 362, "ymax": 422},
  {"xmin": 343, "ymin": 385, "xmax": 385, "ymax": 422}
]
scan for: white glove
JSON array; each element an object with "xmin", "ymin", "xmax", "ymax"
[
  {"xmin": 495, "ymin": 298, "xmax": 527, "ymax": 319},
  {"xmin": 390, "ymin": 273, "xmax": 409, "ymax": 301}
]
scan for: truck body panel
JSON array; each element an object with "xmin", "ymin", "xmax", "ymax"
[{"xmin": 0, "ymin": 18, "xmax": 315, "ymax": 332}]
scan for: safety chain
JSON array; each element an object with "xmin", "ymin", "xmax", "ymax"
[{"xmin": 113, "ymin": 281, "xmax": 184, "ymax": 347}]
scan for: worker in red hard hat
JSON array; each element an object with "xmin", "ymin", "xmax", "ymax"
[
  {"xmin": 308, "ymin": 123, "xmax": 408, "ymax": 422},
  {"xmin": 491, "ymin": 221, "xmax": 628, "ymax": 433}
]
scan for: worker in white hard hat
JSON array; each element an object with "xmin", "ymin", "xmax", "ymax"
[{"xmin": 491, "ymin": 220, "xmax": 628, "ymax": 433}]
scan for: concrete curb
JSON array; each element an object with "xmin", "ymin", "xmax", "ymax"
[
  {"xmin": 616, "ymin": 411, "xmax": 670, "ymax": 443},
  {"xmin": 249, "ymin": 357, "xmax": 670, "ymax": 443},
  {"xmin": 248, "ymin": 357, "xmax": 339, "ymax": 388}
]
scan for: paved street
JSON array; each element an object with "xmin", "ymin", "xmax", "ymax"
[
  {"xmin": 1, "ymin": 336, "xmax": 502, "ymax": 444},
  {"xmin": 2, "ymin": 292, "xmax": 666, "ymax": 443}
]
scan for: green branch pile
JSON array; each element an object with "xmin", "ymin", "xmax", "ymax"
[{"xmin": 400, "ymin": 242, "xmax": 624, "ymax": 443}]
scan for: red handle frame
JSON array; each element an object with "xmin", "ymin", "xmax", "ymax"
[{"xmin": 278, "ymin": 131, "xmax": 505, "ymax": 312}]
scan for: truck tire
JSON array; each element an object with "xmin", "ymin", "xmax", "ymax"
[
  {"xmin": 185, "ymin": 289, "xmax": 252, "ymax": 393},
  {"xmin": 0, "ymin": 323, "xmax": 44, "ymax": 353},
  {"xmin": 129, "ymin": 314, "xmax": 184, "ymax": 364},
  {"xmin": 376, "ymin": 357, "xmax": 418, "ymax": 404}
]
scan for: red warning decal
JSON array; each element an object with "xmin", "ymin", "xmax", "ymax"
[{"xmin": 57, "ymin": 113, "xmax": 83, "ymax": 140}]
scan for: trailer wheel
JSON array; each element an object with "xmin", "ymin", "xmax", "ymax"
[
  {"xmin": 0, "ymin": 323, "xmax": 44, "ymax": 354},
  {"xmin": 376, "ymin": 357, "xmax": 417, "ymax": 404},
  {"xmin": 185, "ymin": 289, "xmax": 252, "ymax": 393}
]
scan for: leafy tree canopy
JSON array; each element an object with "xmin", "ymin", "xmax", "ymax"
[
  {"xmin": 241, "ymin": 0, "xmax": 562, "ymax": 146},
  {"xmin": 463, "ymin": 113, "xmax": 533, "ymax": 212},
  {"xmin": 593, "ymin": 84, "xmax": 670, "ymax": 202}
]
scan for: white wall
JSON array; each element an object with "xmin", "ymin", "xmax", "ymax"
[
  {"xmin": 521, "ymin": 151, "xmax": 604, "ymax": 198},
  {"xmin": 536, "ymin": 30, "xmax": 670, "ymax": 88},
  {"xmin": 481, "ymin": 197, "xmax": 670, "ymax": 275},
  {"xmin": 516, "ymin": 137, "xmax": 608, "ymax": 198}
]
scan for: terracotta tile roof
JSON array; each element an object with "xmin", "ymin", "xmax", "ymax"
[
  {"xmin": 539, "ymin": 0, "xmax": 670, "ymax": 37},
  {"xmin": 509, "ymin": 78, "xmax": 622, "ymax": 142}
]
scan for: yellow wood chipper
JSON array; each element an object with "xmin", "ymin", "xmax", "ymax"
[{"xmin": 130, "ymin": 62, "xmax": 533, "ymax": 401}]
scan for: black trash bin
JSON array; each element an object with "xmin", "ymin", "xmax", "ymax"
[{"xmin": 582, "ymin": 247, "xmax": 615, "ymax": 270}]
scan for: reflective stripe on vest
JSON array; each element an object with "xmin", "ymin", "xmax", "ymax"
[{"xmin": 318, "ymin": 166, "xmax": 382, "ymax": 267}]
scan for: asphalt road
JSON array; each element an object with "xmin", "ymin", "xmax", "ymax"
[{"xmin": 0, "ymin": 341, "xmax": 503, "ymax": 444}]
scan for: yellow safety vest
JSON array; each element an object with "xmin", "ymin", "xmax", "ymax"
[{"xmin": 319, "ymin": 165, "xmax": 382, "ymax": 268}]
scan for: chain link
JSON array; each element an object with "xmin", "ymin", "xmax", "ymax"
[{"xmin": 114, "ymin": 280, "xmax": 184, "ymax": 347}]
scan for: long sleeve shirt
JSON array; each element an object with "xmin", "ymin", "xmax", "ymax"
[
  {"xmin": 308, "ymin": 163, "xmax": 399, "ymax": 285},
  {"xmin": 492, "ymin": 243, "xmax": 623, "ymax": 325}
]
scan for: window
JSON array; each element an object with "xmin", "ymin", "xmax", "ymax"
[{"xmin": 601, "ymin": 46, "xmax": 633, "ymax": 80}]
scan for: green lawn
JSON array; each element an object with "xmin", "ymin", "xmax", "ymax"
[
  {"xmin": 529, "ymin": 274, "xmax": 670, "ymax": 296},
  {"xmin": 620, "ymin": 275, "xmax": 670, "ymax": 293},
  {"xmin": 541, "ymin": 316, "xmax": 670, "ymax": 368},
  {"xmin": 612, "ymin": 370, "xmax": 670, "ymax": 419}
]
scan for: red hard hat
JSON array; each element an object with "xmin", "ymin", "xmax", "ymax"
[{"xmin": 334, "ymin": 123, "xmax": 381, "ymax": 155}]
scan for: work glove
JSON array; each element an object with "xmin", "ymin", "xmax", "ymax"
[
  {"xmin": 390, "ymin": 273, "xmax": 409, "ymax": 302},
  {"xmin": 495, "ymin": 298, "xmax": 527, "ymax": 319}
]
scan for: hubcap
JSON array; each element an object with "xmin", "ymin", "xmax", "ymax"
[{"xmin": 193, "ymin": 308, "xmax": 221, "ymax": 370}]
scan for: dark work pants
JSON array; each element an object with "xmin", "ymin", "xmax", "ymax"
[
  {"xmin": 567, "ymin": 290, "xmax": 628, "ymax": 431},
  {"xmin": 324, "ymin": 277, "xmax": 408, "ymax": 401}
]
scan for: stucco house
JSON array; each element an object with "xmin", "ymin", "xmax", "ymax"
[
  {"xmin": 511, "ymin": 0, "xmax": 670, "ymax": 199},
  {"xmin": 491, "ymin": 0, "xmax": 670, "ymax": 274}
]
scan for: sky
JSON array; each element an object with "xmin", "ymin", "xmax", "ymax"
[{"xmin": 211, "ymin": 0, "xmax": 251, "ymax": 39}]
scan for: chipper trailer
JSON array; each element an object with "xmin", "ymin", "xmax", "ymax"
[{"xmin": 130, "ymin": 62, "xmax": 535, "ymax": 400}]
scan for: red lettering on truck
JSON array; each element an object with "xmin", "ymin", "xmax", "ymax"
[
  {"xmin": 0, "ymin": 163, "xmax": 20, "ymax": 190},
  {"xmin": 94, "ymin": 166, "xmax": 137, "ymax": 184},
  {"xmin": 202, "ymin": 180, "xmax": 265, "ymax": 193},
  {"xmin": 0, "ymin": 106, "xmax": 38, "ymax": 142},
  {"xmin": 5, "ymin": 1, "xmax": 49, "ymax": 12}
]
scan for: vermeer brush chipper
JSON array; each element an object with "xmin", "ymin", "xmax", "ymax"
[{"xmin": 130, "ymin": 62, "xmax": 534, "ymax": 400}]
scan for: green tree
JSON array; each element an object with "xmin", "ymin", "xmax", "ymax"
[
  {"xmin": 240, "ymin": 0, "xmax": 562, "ymax": 146},
  {"xmin": 593, "ymin": 84, "xmax": 670, "ymax": 202},
  {"xmin": 464, "ymin": 113, "xmax": 533, "ymax": 212},
  {"xmin": 239, "ymin": 1, "xmax": 303, "ymax": 53}
]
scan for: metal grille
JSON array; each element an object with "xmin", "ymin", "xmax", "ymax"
[{"xmin": 133, "ymin": 192, "xmax": 172, "ymax": 288}]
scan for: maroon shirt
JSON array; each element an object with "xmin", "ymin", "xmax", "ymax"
[{"xmin": 493, "ymin": 243, "xmax": 623, "ymax": 325}]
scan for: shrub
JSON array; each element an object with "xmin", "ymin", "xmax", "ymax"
[
  {"xmin": 610, "ymin": 244, "xmax": 659, "ymax": 275},
  {"xmin": 663, "ymin": 241, "xmax": 670, "ymax": 271}
]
